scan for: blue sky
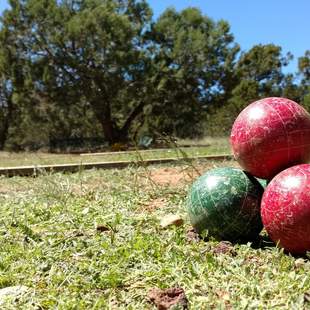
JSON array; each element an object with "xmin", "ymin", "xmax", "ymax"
[{"xmin": 1, "ymin": 0, "xmax": 309, "ymax": 73}]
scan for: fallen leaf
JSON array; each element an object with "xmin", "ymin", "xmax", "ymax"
[
  {"xmin": 160, "ymin": 214, "xmax": 184, "ymax": 228},
  {"xmin": 212, "ymin": 241, "xmax": 237, "ymax": 256},
  {"xmin": 148, "ymin": 287, "xmax": 188, "ymax": 310}
]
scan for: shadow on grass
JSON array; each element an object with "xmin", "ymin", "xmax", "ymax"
[
  {"xmin": 195, "ymin": 230, "xmax": 310, "ymax": 260},
  {"xmin": 194, "ymin": 227, "xmax": 276, "ymax": 249},
  {"xmin": 249, "ymin": 234, "xmax": 276, "ymax": 250},
  {"xmin": 250, "ymin": 234, "xmax": 310, "ymax": 260}
]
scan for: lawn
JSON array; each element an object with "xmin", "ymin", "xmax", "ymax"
[
  {"xmin": 0, "ymin": 137, "xmax": 230, "ymax": 168},
  {"xmin": 0, "ymin": 159, "xmax": 309, "ymax": 309}
]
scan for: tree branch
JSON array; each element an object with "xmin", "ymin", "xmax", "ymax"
[{"xmin": 120, "ymin": 100, "xmax": 146, "ymax": 134}]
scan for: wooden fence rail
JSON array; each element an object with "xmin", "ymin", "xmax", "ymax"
[{"xmin": 0, "ymin": 154, "xmax": 233, "ymax": 177}]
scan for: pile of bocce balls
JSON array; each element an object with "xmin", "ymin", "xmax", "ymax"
[{"xmin": 187, "ymin": 97, "xmax": 310, "ymax": 254}]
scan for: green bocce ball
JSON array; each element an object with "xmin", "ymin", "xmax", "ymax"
[{"xmin": 187, "ymin": 167, "xmax": 265, "ymax": 242}]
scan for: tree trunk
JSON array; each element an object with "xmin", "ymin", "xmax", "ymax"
[
  {"xmin": 100, "ymin": 118, "xmax": 117, "ymax": 144},
  {"xmin": 0, "ymin": 119, "xmax": 9, "ymax": 149},
  {"xmin": 91, "ymin": 99, "xmax": 146, "ymax": 144},
  {"xmin": 119, "ymin": 101, "xmax": 145, "ymax": 138},
  {"xmin": 0, "ymin": 97, "xmax": 13, "ymax": 149},
  {"xmin": 91, "ymin": 99, "xmax": 119, "ymax": 144}
]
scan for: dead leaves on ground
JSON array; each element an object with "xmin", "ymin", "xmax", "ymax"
[
  {"xmin": 148, "ymin": 287, "xmax": 188, "ymax": 310},
  {"xmin": 212, "ymin": 241, "xmax": 237, "ymax": 256}
]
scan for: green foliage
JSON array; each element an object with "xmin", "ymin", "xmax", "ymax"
[
  {"xmin": 205, "ymin": 44, "xmax": 296, "ymax": 135},
  {"xmin": 0, "ymin": 1, "xmax": 308, "ymax": 149},
  {"xmin": 297, "ymin": 51, "xmax": 310, "ymax": 110},
  {"xmin": 145, "ymin": 7, "xmax": 239, "ymax": 138},
  {"xmin": 1, "ymin": 0, "xmax": 154, "ymax": 146},
  {"xmin": 299, "ymin": 50, "xmax": 310, "ymax": 84}
]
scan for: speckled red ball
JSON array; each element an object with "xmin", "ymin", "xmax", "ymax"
[
  {"xmin": 230, "ymin": 97, "xmax": 310, "ymax": 179},
  {"xmin": 261, "ymin": 164, "xmax": 310, "ymax": 254}
]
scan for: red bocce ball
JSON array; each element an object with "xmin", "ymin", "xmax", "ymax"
[
  {"xmin": 261, "ymin": 164, "xmax": 310, "ymax": 254},
  {"xmin": 230, "ymin": 97, "xmax": 310, "ymax": 179}
]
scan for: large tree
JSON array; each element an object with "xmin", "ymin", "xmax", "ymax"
[
  {"xmin": 1, "ymin": 0, "xmax": 153, "ymax": 144},
  {"xmin": 235, "ymin": 44, "xmax": 291, "ymax": 100},
  {"xmin": 1, "ymin": 1, "xmax": 242, "ymax": 144},
  {"xmin": 143, "ymin": 7, "xmax": 240, "ymax": 138}
]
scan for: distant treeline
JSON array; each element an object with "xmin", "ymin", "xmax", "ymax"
[{"xmin": 0, "ymin": 0, "xmax": 309, "ymax": 151}]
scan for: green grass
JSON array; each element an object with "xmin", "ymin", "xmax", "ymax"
[
  {"xmin": 0, "ymin": 137, "xmax": 231, "ymax": 168},
  {"xmin": 0, "ymin": 160, "xmax": 309, "ymax": 309}
]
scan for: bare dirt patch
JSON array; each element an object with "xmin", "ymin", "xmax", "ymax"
[
  {"xmin": 147, "ymin": 166, "xmax": 203, "ymax": 188},
  {"xmin": 146, "ymin": 161, "xmax": 239, "ymax": 188}
]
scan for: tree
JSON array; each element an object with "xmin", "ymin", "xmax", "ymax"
[
  {"xmin": 2, "ymin": 1, "xmax": 303, "ymax": 147},
  {"xmin": 145, "ymin": 7, "xmax": 240, "ymax": 138},
  {"xmin": 205, "ymin": 44, "xmax": 293, "ymax": 135},
  {"xmin": 278, "ymin": 50, "xmax": 310, "ymax": 110},
  {"xmin": 299, "ymin": 50, "xmax": 310, "ymax": 84},
  {"xmin": 0, "ymin": 57, "xmax": 14, "ymax": 149},
  {"xmin": 298, "ymin": 50, "xmax": 310, "ymax": 109},
  {"xmin": 0, "ymin": 22, "xmax": 26, "ymax": 149},
  {"xmin": 1, "ymin": 0, "xmax": 153, "ymax": 144},
  {"xmin": 1, "ymin": 1, "xmax": 242, "ymax": 144},
  {"xmin": 237, "ymin": 44, "xmax": 291, "ymax": 95}
]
